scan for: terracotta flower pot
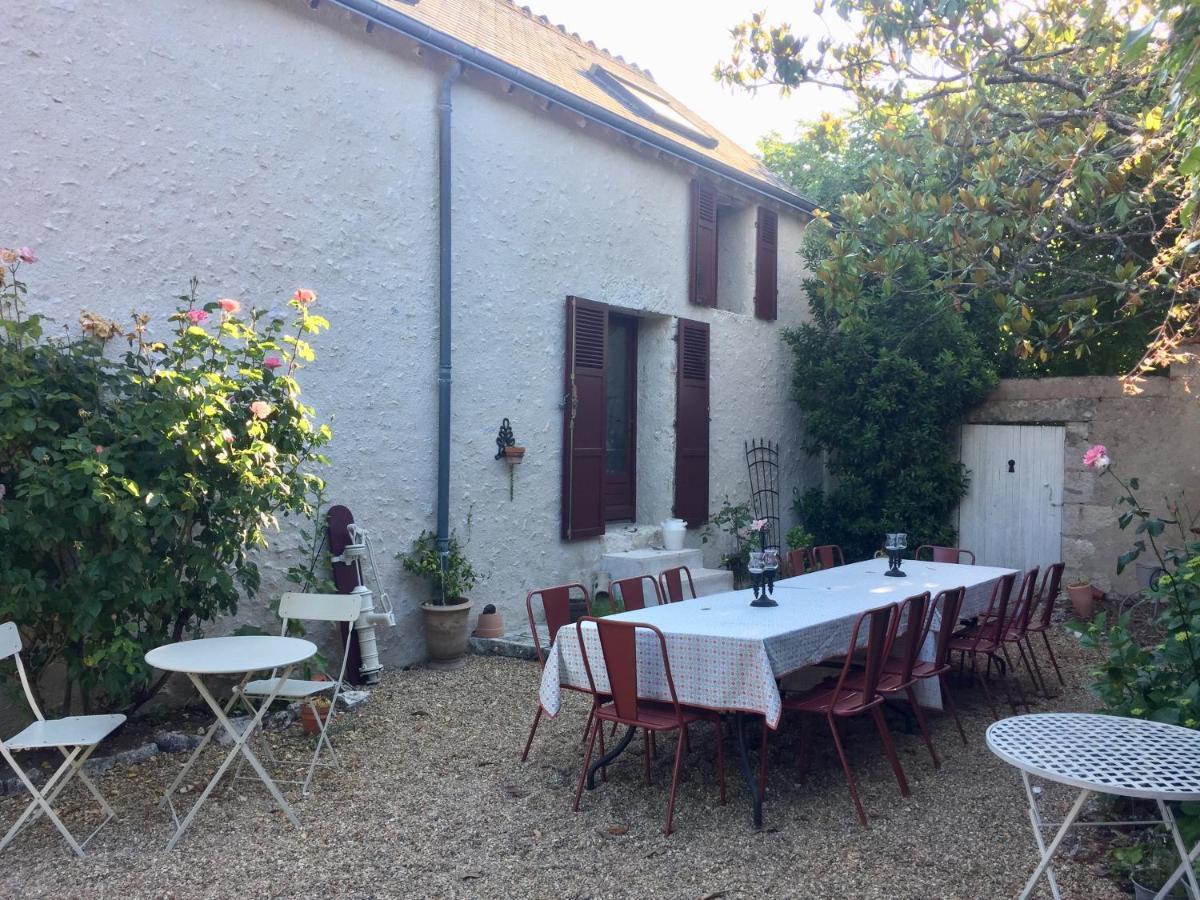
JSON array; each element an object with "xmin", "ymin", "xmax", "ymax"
[
  {"xmin": 300, "ymin": 701, "xmax": 331, "ymax": 736},
  {"xmin": 1068, "ymin": 583, "xmax": 1095, "ymax": 621},
  {"xmin": 422, "ymin": 599, "xmax": 473, "ymax": 669},
  {"xmin": 503, "ymin": 446, "xmax": 525, "ymax": 465},
  {"xmin": 473, "ymin": 607, "xmax": 504, "ymax": 639}
]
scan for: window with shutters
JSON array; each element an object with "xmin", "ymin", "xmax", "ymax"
[
  {"xmin": 674, "ymin": 318, "xmax": 710, "ymax": 528},
  {"xmin": 691, "ymin": 182, "xmax": 776, "ymax": 316}
]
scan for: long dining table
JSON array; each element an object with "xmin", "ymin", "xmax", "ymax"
[{"xmin": 538, "ymin": 558, "xmax": 1018, "ymax": 827}]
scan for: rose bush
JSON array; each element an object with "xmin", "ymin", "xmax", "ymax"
[{"xmin": 0, "ymin": 249, "xmax": 331, "ymax": 715}]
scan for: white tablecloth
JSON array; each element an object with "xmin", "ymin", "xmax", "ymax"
[{"xmin": 538, "ymin": 559, "xmax": 1017, "ymax": 728}]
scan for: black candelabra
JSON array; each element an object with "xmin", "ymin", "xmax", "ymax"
[{"xmin": 749, "ymin": 529, "xmax": 780, "ymax": 607}]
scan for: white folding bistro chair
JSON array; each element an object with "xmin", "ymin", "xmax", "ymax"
[
  {"xmin": 0, "ymin": 621, "xmax": 125, "ymax": 856},
  {"xmin": 234, "ymin": 593, "xmax": 358, "ymax": 795}
]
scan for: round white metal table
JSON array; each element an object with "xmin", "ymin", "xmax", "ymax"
[
  {"xmin": 146, "ymin": 636, "xmax": 317, "ymax": 849},
  {"xmin": 987, "ymin": 713, "xmax": 1200, "ymax": 899}
]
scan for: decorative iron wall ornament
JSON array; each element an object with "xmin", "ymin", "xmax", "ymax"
[
  {"xmin": 745, "ymin": 438, "xmax": 780, "ymax": 549},
  {"xmin": 495, "ymin": 418, "xmax": 516, "ymax": 460},
  {"xmin": 494, "ymin": 418, "xmax": 524, "ymax": 500}
]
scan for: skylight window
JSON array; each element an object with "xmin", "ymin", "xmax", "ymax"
[{"xmin": 588, "ymin": 65, "xmax": 718, "ymax": 149}]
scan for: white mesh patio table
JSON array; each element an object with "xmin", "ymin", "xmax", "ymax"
[
  {"xmin": 539, "ymin": 559, "xmax": 1015, "ymax": 826},
  {"xmin": 986, "ymin": 713, "xmax": 1200, "ymax": 899},
  {"xmin": 145, "ymin": 636, "xmax": 316, "ymax": 849}
]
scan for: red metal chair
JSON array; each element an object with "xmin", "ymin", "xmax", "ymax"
[
  {"xmin": 811, "ymin": 545, "xmax": 845, "ymax": 569},
  {"xmin": 785, "ymin": 548, "xmax": 810, "ymax": 577},
  {"xmin": 995, "ymin": 566, "xmax": 1045, "ymax": 701},
  {"xmin": 611, "ymin": 574, "xmax": 664, "ymax": 612},
  {"xmin": 915, "ymin": 545, "xmax": 976, "ymax": 565},
  {"xmin": 1024, "ymin": 562, "xmax": 1066, "ymax": 689},
  {"xmin": 905, "ymin": 586, "xmax": 968, "ymax": 745},
  {"xmin": 571, "ymin": 617, "xmax": 726, "ymax": 835},
  {"xmin": 658, "ymin": 566, "xmax": 696, "ymax": 603},
  {"xmin": 520, "ymin": 583, "xmax": 594, "ymax": 762},
  {"xmin": 947, "ymin": 572, "xmax": 1020, "ymax": 718},
  {"xmin": 861, "ymin": 592, "xmax": 941, "ymax": 768},
  {"xmin": 762, "ymin": 603, "xmax": 908, "ymax": 826}
]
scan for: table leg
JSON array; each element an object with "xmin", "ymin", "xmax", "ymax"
[
  {"xmin": 160, "ymin": 671, "xmax": 251, "ymax": 810},
  {"xmin": 1154, "ymin": 800, "xmax": 1200, "ymax": 900},
  {"xmin": 732, "ymin": 712, "xmax": 764, "ymax": 830},
  {"xmin": 165, "ymin": 667, "xmax": 300, "ymax": 850},
  {"xmin": 1021, "ymin": 772, "xmax": 1062, "ymax": 900},
  {"xmin": 1018, "ymin": 786, "xmax": 1091, "ymax": 900},
  {"xmin": 586, "ymin": 725, "xmax": 636, "ymax": 791}
]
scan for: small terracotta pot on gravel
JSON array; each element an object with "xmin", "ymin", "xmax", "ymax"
[{"xmin": 1068, "ymin": 583, "xmax": 1096, "ymax": 620}]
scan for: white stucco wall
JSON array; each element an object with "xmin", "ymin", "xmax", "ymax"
[{"xmin": 4, "ymin": 0, "xmax": 816, "ymax": 678}]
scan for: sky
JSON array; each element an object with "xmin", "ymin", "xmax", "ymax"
[{"xmin": 523, "ymin": 1, "xmax": 850, "ymax": 152}]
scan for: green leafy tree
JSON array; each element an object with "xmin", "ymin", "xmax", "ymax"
[
  {"xmin": 719, "ymin": 0, "xmax": 1187, "ymax": 377},
  {"xmin": 0, "ymin": 251, "xmax": 331, "ymax": 715}
]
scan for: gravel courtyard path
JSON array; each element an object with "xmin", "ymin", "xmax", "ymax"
[{"xmin": 0, "ymin": 630, "xmax": 1123, "ymax": 899}]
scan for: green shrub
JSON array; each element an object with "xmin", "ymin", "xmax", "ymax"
[
  {"xmin": 784, "ymin": 295, "xmax": 996, "ymax": 561},
  {"xmin": 0, "ymin": 252, "xmax": 331, "ymax": 715},
  {"xmin": 399, "ymin": 530, "xmax": 478, "ymax": 604}
]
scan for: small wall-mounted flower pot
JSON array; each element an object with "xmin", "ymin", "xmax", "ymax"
[
  {"xmin": 1068, "ymin": 583, "xmax": 1096, "ymax": 621},
  {"xmin": 503, "ymin": 446, "xmax": 526, "ymax": 465}
]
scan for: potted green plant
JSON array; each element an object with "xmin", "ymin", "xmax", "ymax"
[
  {"xmin": 1112, "ymin": 833, "xmax": 1197, "ymax": 899},
  {"xmin": 400, "ymin": 530, "xmax": 478, "ymax": 669}
]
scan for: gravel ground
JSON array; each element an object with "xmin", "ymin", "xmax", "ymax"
[{"xmin": 0, "ymin": 628, "xmax": 1125, "ymax": 899}]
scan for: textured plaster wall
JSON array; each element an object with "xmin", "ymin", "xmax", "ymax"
[
  {"xmin": 966, "ymin": 366, "xmax": 1200, "ymax": 594},
  {"xmin": 3, "ymin": 0, "xmax": 817, "ymax": 682}
]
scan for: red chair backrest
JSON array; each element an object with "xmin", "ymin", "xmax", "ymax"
[
  {"xmin": 1008, "ymin": 567, "xmax": 1041, "ymax": 634},
  {"xmin": 928, "ymin": 586, "xmax": 966, "ymax": 668},
  {"xmin": 886, "ymin": 592, "xmax": 930, "ymax": 685},
  {"xmin": 963, "ymin": 572, "xmax": 1016, "ymax": 650},
  {"xmin": 575, "ymin": 617, "xmax": 683, "ymax": 724},
  {"xmin": 526, "ymin": 583, "xmax": 591, "ymax": 666},
  {"xmin": 1032, "ymin": 562, "xmax": 1065, "ymax": 629},
  {"xmin": 829, "ymin": 603, "xmax": 896, "ymax": 711},
  {"xmin": 915, "ymin": 545, "xmax": 976, "ymax": 565},
  {"xmin": 786, "ymin": 548, "xmax": 810, "ymax": 577},
  {"xmin": 812, "ymin": 545, "xmax": 845, "ymax": 569},
  {"xmin": 612, "ymin": 575, "xmax": 663, "ymax": 612},
  {"xmin": 659, "ymin": 566, "xmax": 696, "ymax": 603}
]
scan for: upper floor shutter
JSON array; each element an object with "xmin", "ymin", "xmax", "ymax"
[
  {"xmin": 561, "ymin": 295, "xmax": 608, "ymax": 541},
  {"xmin": 674, "ymin": 318, "xmax": 710, "ymax": 528},
  {"xmin": 754, "ymin": 207, "xmax": 778, "ymax": 321},
  {"xmin": 689, "ymin": 180, "xmax": 718, "ymax": 307}
]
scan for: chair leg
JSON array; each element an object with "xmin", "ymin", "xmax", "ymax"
[
  {"xmin": 664, "ymin": 728, "xmax": 686, "ymax": 836},
  {"xmin": 715, "ymin": 719, "xmax": 727, "ymax": 806},
  {"xmin": 1016, "ymin": 636, "xmax": 1049, "ymax": 699},
  {"xmin": 581, "ymin": 704, "xmax": 595, "ymax": 744},
  {"xmin": 827, "ymin": 715, "xmax": 868, "ymax": 826},
  {"xmin": 796, "ymin": 714, "xmax": 811, "ymax": 784},
  {"xmin": 573, "ymin": 718, "xmax": 601, "ymax": 812},
  {"xmin": 938, "ymin": 673, "xmax": 968, "ymax": 745},
  {"xmin": 995, "ymin": 649, "xmax": 1026, "ymax": 714},
  {"xmin": 643, "ymin": 729, "xmax": 653, "ymax": 785},
  {"xmin": 999, "ymin": 645, "xmax": 1030, "ymax": 712},
  {"xmin": 870, "ymin": 706, "xmax": 910, "ymax": 797},
  {"xmin": 904, "ymin": 686, "xmax": 940, "ymax": 769},
  {"xmin": 521, "ymin": 704, "xmax": 543, "ymax": 762},
  {"xmin": 1039, "ymin": 631, "xmax": 1066, "ymax": 686}
]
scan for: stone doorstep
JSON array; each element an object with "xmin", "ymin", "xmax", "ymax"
[
  {"xmin": 600, "ymin": 547, "xmax": 705, "ymax": 580},
  {"xmin": 0, "ymin": 688, "xmax": 371, "ymax": 797}
]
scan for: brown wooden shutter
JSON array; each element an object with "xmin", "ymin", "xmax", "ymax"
[
  {"xmin": 689, "ymin": 180, "xmax": 718, "ymax": 307},
  {"xmin": 754, "ymin": 206, "xmax": 778, "ymax": 321},
  {"xmin": 674, "ymin": 318, "xmax": 710, "ymax": 528},
  {"xmin": 561, "ymin": 295, "xmax": 608, "ymax": 541}
]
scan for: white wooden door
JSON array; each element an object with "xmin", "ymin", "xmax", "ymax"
[{"xmin": 957, "ymin": 424, "xmax": 1064, "ymax": 571}]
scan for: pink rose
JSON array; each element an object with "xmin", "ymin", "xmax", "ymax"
[
  {"xmin": 1082, "ymin": 444, "xmax": 1110, "ymax": 471},
  {"xmin": 249, "ymin": 400, "xmax": 272, "ymax": 420},
  {"xmin": 217, "ymin": 297, "xmax": 241, "ymax": 314},
  {"xmin": 95, "ymin": 445, "xmax": 104, "ymax": 454},
  {"xmin": 186, "ymin": 309, "xmax": 209, "ymax": 325},
  {"xmin": 749, "ymin": 518, "xmax": 769, "ymax": 532},
  {"xmin": 17, "ymin": 247, "xmax": 36, "ymax": 264},
  {"xmin": 263, "ymin": 356, "xmax": 283, "ymax": 370},
  {"xmin": 221, "ymin": 429, "xmax": 235, "ymax": 443},
  {"xmin": 292, "ymin": 289, "xmax": 316, "ymax": 305}
]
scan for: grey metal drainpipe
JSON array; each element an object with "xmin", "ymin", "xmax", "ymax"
[{"xmin": 437, "ymin": 61, "xmax": 463, "ymax": 569}]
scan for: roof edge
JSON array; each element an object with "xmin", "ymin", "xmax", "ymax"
[{"xmin": 323, "ymin": 0, "xmax": 818, "ymax": 215}]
